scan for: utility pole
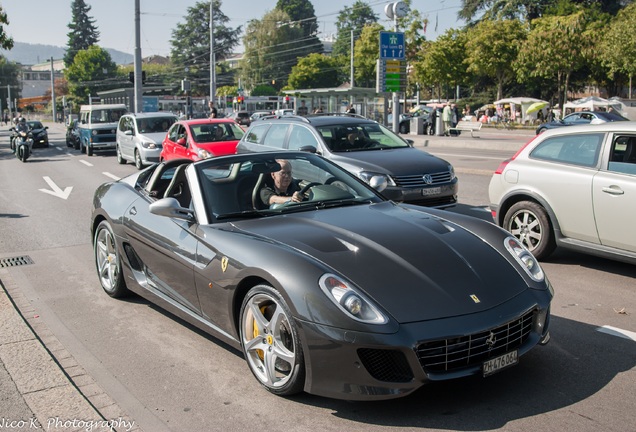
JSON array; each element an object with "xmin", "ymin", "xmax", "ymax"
[
  {"xmin": 50, "ymin": 57, "xmax": 57, "ymax": 122},
  {"xmin": 7, "ymin": 84, "xmax": 12, "ymax": 120},
  {"xmin": 209, "ymin": 3, "xmax": 216, "ymax": 105},
  {"xmin": 133, "ymin": 0, "xmax": 143, "ymax": 113}
]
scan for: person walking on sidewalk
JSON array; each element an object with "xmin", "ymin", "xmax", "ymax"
[{"xmin": 442, "ymin": 102, "xmax": 452, "ymax": 136}]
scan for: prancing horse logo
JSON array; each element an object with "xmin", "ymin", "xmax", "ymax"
[{"xmin": 486, "ymin": 332, "xmax": 496, "ymax": 350}]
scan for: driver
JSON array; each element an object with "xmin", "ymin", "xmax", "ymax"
[{"xmin": 260, "ymin": 159, "xmax": 303, "ymax": 206}]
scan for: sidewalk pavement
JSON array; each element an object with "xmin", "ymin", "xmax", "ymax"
[
  {"xmin": 402, "ymin": 125, "xmax": 536, "ymax": 152},
  {"xmin": 0, "ymin": 120, "xmax": 140, "ymax": 432}
]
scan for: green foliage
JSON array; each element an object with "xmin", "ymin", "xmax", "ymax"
[
  {"xmin": 64, "ymin": 0, "xmax": 100, "ymax": 67},
  {"xmin": 251, "ymin": 85, "xmax": 278, "ymax": 96},
  {"xmin": 288, "ymin": 53, "xmax": 341, "ymax": 89},
  {"xmin": 353, "ymin": 23, "xmax": 385, "ymax": 88},
  {"xmin": 170, "ymin": 0, "xmax": 241, "ymax": 96},
  {"xmin": 241, "ymin": 8, "xmax": 308, "ymax": 91},
  {"xmin": 600, "ymin": 3, "xmax": 636, "ymax": 79},
  {"xmin": 216, "ymin": 85, "xmax": 239, "ymax": 97},
  {"xmin": 465, "ymin": 19, "xmax": 527, "ymax": 100},
  {"xmin": 65, "ymin": 46, "xmax": 118, "ymax": 101},
  {"xmin": 0, "ymin": 56, "xmax": 20, "ymax": 93},
  {"xmin": 276, "ymin": 0, "xmax": 319, "ymax": 37},
  {"xmin": 332, "ymin": 1, "xmax": 378, "ymax": 58},
  {"xmin": 0, "ymin": 6, "xmax": 14, "ymax": 50},
  {"xmin": 118, "ymin": 63, "xmax": 173, "ymax": 87}
]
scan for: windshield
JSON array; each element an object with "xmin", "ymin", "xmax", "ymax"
[
  {"xmin": 316, "ymin": 123, "xmax": 410, "ymax": 152},
  {"xmin": 195, "ymin": 152, "xmax": 382, "ymax": 221},
  {"xmin": 27, "ymin": 121, "xmax": 44, "ymax": 129},
  {"xmin": 190, "ymin": 122, "xmax": 245, "ymax": 143},
  {"xmin": 90, "ymin": 108, "xmax": 127, "ymax": 124},
  {"xmin": 137, "ymin": 116, "xmax": 177, "ymax": 134}
]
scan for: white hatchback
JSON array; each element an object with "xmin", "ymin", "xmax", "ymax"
[
  {"xmin": 116, "ymin": 113, "xmax": 178, "ymax": 169},
  {"xmin": 489, "ymin": 122, "xmax": 636, "ymax": 264}
]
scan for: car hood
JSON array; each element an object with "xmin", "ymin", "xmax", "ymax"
[
  {"xmin": 329, "ymin": 147, "xmax": 450, "ymax": 175},
  {"xmin": 139, "ymin": 132, "xmax": 168, "ymax": 143},
  {"xmin": 233, "ymin": 202, "xmax": 527, "ymax": 323}
]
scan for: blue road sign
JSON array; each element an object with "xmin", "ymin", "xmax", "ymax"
[{"xmin": 379, "ymin": 31, "xmax": 405, "ymax": 60}]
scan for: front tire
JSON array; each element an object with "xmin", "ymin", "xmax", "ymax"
[
  {"xmin": 94, "ymin": 220, "xmax": 128, "ymax": 298},
  {"xmin": 87, "ymin": 144, "xmax": 93, "ymax": 156},
  {"xmin": 134, "ymin": 149, "xmax": 143, "ymax": 170},
  {"xmin": 503, "ymin": 201, "xmax": 556, "ymax": 260},
  {"xmin": 240, "ymin": 285, "xmax": 305, "ymax": 396}
]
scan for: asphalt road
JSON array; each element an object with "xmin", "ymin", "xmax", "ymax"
[{"xmin": 0, "ymin": 122, "xmax": 634, "ymax": 432}]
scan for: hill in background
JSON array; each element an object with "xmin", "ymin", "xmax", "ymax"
[{"xmin": 0, "ymin": 41, "xmax": 134, "ymax": 66}]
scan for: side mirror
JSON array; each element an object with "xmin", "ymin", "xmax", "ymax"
[
  {"xmin": 124, "ymin": 130, "xmax": 133, "ymax": 136},
  {"xmin": 369, "ymin": 175, "xmax": 388, "ymax": 193},
  {"xmin": 149, "ymin": 197, "xmax": 194, "ymax": 221},
  {"xmin": 298, "ymin": 145, "xmax": 317, "ymax": 153},
  {"xmin": 44, "ymin": 126, "xmax": 49, "ymax": 130},
  {"xmin": 176, "ymin": 137, "xmax": 187, "ymax": 146}
]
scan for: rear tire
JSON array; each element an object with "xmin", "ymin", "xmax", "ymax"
[
  {"xmin": 134, "ymin": 149, "xmax": 143, "ymax": 170},
  {"xmin": 503, "ymin": 201, "xmax": 556, "ymax": 260}
]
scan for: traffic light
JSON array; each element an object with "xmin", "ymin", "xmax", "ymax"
[
  {"xmin": 237, "ymin": 96, "xmax": 244, "ymax": 103},
  {"xmin": 129, "ymin": 71, "xmax": 147, "ymax": 84},
  {"xmin": 285, "ymin": 96, "xmax": 290, "ymax": 103}
]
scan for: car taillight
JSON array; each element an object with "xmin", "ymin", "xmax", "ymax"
[{"xmin": 493, "ymin": 136, "xmax": 538, "ymax": 174}]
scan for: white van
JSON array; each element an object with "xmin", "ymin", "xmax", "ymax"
[{"xmin": 78, "ymin": 104, "xmax": 128, "ymax": 156}]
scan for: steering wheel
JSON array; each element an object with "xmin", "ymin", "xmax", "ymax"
[{"xmin": 299, "ymin": 182, "xmax": 322, "ymax": 196}]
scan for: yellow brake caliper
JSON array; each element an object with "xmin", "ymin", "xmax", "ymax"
[{"xmin": 254, "ymin": 306, "xmax": 267, "ymax": 361}]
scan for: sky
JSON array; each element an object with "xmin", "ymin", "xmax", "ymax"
[{"xmin": 2, "ymin": 0, "xmax": 464, "ymax": 57}]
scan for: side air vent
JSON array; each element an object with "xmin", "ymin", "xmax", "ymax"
[{"xmin": 0, "ymin": 256, "xmax": 35, "ymax": 268}]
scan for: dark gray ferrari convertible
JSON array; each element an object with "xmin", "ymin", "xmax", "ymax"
[{"xmin": 91, "ymin": 151, "xmax": 553, "ymax": 401}]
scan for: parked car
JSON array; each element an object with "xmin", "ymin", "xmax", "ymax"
[
  {"xmin": 160, "ymin": 118, "xmax": 245, "ymax": 162},
  {"xmin": 536, "ymin": 110, "xmax": 627, "ymax": 134},
  {"xmin": 26, "ymin": 120, "xmax": 49, "ymax": 147},
  {"xmin": 66, "ymin": 119, "xmax": 80, "ymax": 149},
  {"xmin": 398, "ymin": 111, "xmax": 434, "ymax": 135},
  {"xmin": 237, "ymin": 114, "xmax": 458, "ymax": 207},
  {"xmin": 116, "ymin": 112, "xmax": 178, "ymax": 169},
  {"xmin": 231, "ymin": 110, "xmax": 251, "ymax": 127},
  {"xmin": 91, "ymin": 151, "xmax": 552, "ymax": 400},
  {"xmin": 489, "ymin": 122, "xmax": 636, "ymax": 264}
]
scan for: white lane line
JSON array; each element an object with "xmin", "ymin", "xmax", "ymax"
[
  {"xmin": 597, "ymin": 325, "xmax": 636, "ymax": 342},
  {"xmin": 103, "ymin": 172, "xmax": 120, "ymax": 180},
  {"xmin": 80, "ymin": 160, "xmax": 93, "ymax": 167}
]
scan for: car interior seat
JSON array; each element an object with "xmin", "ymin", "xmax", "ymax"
[{"xmin": 164, "ymin": 164, "xmax": 192, "ymax": 208}]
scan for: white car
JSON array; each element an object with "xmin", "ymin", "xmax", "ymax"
[
  {"xmin": 488, "ymin": 122, "xmax": 636, "ymax": 264},
  {"xmin": 116, "ymin": 113, "xmax": 178, "ymax": 169}
]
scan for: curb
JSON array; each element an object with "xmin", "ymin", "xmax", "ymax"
[{"xmin": 0, "ymin": 269, "xmax": 140, "ymax": 432}]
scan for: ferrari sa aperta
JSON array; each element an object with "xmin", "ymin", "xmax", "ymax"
[{"xmin": 91, "ymin": 151, "xmax": 553, "ymax": 401}]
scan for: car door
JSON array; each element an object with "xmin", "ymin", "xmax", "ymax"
[
  {"xmin": 592, "ymin": 135, "xmax": 636, "ymax": 252},
  {"xmin": 123, "ymin": 193, "xmax": 202, "ymax": 314},
  {"xmin": 119, "ymin": 117, "xmax": 135, "ymax": 160},
  {"xmin": 163, "ymin": 123, "xmax": 188, "ymax": 160}
]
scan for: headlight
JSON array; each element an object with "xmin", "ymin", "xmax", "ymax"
[
  {"xmin": 197, "ymin": 148, "xmax": 213, "ymax": 159},
  {"xmin": 141, "ymin": 141, "xmax": 158, "ymax": 149},
  {"xmin": 448, "ymin": 164, "xmax": 456, "ymax": 181},
  {"xmin": 92, "ymin": 130, "xmax": 98, "ymax": 136},
  {"xmin": 504, "ymin": 236, "xmax": 545, "ymax": 283},
  {"xmin": 319, "ymin": 274, "xmax": 387, "ymax": 324},
  {"xmin": 358, "ymin": 171, "xmax": 396, "ymax": 187}
]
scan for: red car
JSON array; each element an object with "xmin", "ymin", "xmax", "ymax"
[{"xmin": 160, "ymin": 118, "xmax": 245, "ymax": 162}]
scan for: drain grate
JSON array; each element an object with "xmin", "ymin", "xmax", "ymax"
[{"xmin": 0, "ymin": 256, "xmax": 34, "ymax": 268}]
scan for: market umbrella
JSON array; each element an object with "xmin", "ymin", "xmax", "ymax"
[{"xmin": 526, "ymin": 101, "xmax": 548, "ymax": 114}]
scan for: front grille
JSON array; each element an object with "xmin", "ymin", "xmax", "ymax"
[
  {"xmin": 416, "ymin": 309, "xmax": 535, "ymax": 373},
  {"xmin": 407, "ymin": 195, "xmax": 457, "ymax": 207},
  {"xmin": 358, "ymin": 348, "xmax": 414, "ymax": 382},
  {"xmin": 393, "ymin": 171, "xmax": 453, "ymax": 188}
]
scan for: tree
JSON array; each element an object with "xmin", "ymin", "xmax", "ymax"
[
  {"xmin": 241, "ymin": 9, "xmax": 306, "ymax": 91},
  {"xmin": 413, "ymin": 29, "xmax": 469, "ymax": 100},
  {"xmin": 353, "ymin": 23, "xmax": 385, "ymax": 88},
  {"xmin": 332, "ymin": 1, "xmax": 378, "ymax": 58},
  {"xmin": 170, "ymin": 0, "xmax": 241, "ymax": 96},
  {"xmin": 600, "ymin": 3, "xmax": 636, "ymax": 98},
  {"xmin": 0, "ymin": 6, "xmax": 14, "ymax": 50},
  {"xmin": 64, "ymin": 0, "xmax": 100, "ymax": 67},
  {"xmin": 65, "ymin": 46, "xmax": 118, "ymax": 101},
  {"xmin": 288, "ymin": 53, "xmax": 341, "ymax": 89},
  {"xmin": 459, "ymin": 0, "xmax": 554, "ymax": 24},
  {"xmin": 276, "ymin": 0, "xmax": 323, "ymax": 60},
  {"xmin": 514, "ymin": 12, "xmax": 592, "ymax": 109},
  {"xmin": 465, "ymin": 19, "xmax": 527, "ymax": 100}
]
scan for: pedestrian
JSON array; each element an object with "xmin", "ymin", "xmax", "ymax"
[
  {"xmin": 442, "ymin": 103, "xmax": 452, "ymax": 136},
  {"xmin": 345, "ymin": 103, "xmax": 356, "ymax": 115},
  {"xmin": 296, "ymin": 100, "xmax": 308, "ymax": 116},
  {"xmin": 208, "ymin": 101, "xmax": 217, "ymax": 118}
]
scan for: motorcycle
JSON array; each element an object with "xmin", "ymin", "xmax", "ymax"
[{"xmin": 13, "ymin": 129, "xmax": 34, "ymax": 162}]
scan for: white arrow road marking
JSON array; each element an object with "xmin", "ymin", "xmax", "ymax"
[
  {"xmin": 103, "ymin": 172, "xmax": 120, "ymax": 180},
  {"xmin": 597, "ymin": 325, "xmax": 636, "ymax": 342},
  {"xmin": 39, "ymin": 176, "xmax": 73, "ymax": 200},
  {"xmin": 80, "ymin": 160, "xmax": 93, "ymax": 167}
]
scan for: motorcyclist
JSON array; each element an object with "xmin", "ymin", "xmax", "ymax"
[{"xmin": 13, "ymin": 117, "xmax": 30, "ymax": 153}]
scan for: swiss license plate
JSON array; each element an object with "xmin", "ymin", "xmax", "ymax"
[
  {"xmin": 422, "ymin": 187, "xmax": 441, "ymax": 196},
  {"xmin": 483, "ymin": 351, "xmax": 518, "ymax": 377}
]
